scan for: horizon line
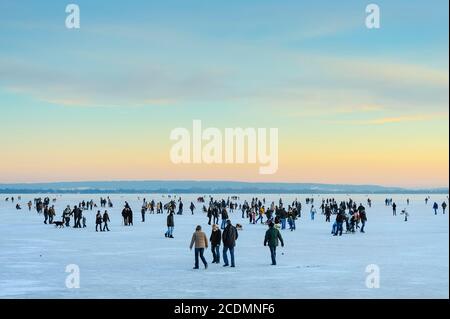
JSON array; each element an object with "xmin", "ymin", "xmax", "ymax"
[{"xmin": 0, "ymin": 179, "xmax": 448, "ymax": 190}]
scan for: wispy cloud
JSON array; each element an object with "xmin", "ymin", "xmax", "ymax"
[{"xmin": 327, "ymin": 112, "xmax": 449, "ymax": 126}]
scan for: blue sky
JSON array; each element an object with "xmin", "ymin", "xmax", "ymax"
[{"xmin": 0, "ymin": 0, "xmax": 448, "ymax": 186}]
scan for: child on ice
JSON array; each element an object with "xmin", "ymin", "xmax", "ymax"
[{"xmin": 401, "ymin": 209, "xmax": 409, "ymax": 222}]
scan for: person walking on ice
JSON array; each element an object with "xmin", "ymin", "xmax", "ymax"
[
  {"xmin": 222, "ymin": 220, "xmax": 238, "ymax": 267},
  {"xmin": 433, "ymin": 202, "xmax": 439, "ymax": 215},
  {"xmin": 103, "ymin": 210, "xmax": 110, "ymax": 231},
  {"xmin": 310, "ymin": 205, "xmax": 316, "ymax": 220},
  {"xmin": 442, "ymin": 202, "xmax": 447, "ymax": 214},
  {"xmin": 401, "ymin": 209, "xmax": 409, "ymax": 222},
  {"xmin": 264, "ymin": 222, "xmax": 284, "ymax": 265},
  {"xmin": 190, "ymin": 225, "xmax": 208, "ymax": 269},
  {"xmin": 165, "ymin": 211, "xmax": 174, "ymax": 238},
  {"xmin": 209, "ymin": 224, "xmax": 221, "ymax": 264},
  {"xmin": 95, "ymin": 211, "xmax": 103, "ymax": 232}
]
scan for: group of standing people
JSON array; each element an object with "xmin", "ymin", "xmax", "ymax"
[
  {"xmin": 95, "ymin": 210, "xmax": 110, "ymax": 231},
  {"xmin": 189, "ymin": 219, "xmax": 239, "ymax": 269},
  {"xmin": 188, "ymin": 217, "xmax": 287, "ymax": 269}
]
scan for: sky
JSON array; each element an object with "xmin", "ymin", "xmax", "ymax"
[{"xmin": 0, "ymin": 0, "xmax": 448, "ymax": 187}]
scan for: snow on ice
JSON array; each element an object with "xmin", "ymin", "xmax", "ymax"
[{"xmin": 0, "ymin": 194, "xmax": 448, "ymax": 298}]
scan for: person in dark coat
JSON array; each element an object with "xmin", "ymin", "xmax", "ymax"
[
  {"xmin": 141, "ymin": 205, "xmax": 146, "ymax": 222},
  {"xmin": 177, "ymin": 201, "xmax": 183, "ymax": 215},
  {"xmin": 72, "ymin": 205, "xmax": 81, "ymax": 228},
  {"xmin": 442, "ymin": 202, "xmax": 447, "ymax": 214},
  {"xmin": 220, "ymin": 208, "xmax": 229, "ymax": 230},
  {"xmin": 209, "ymin": 224, "xmax": 222, "ymax": 263},
  {"xmin": 333, "ymin": 211, "xmax": 345, "ymax": 236},
  {"xmin": 75, "ymin": 208, "xmax": 82, "ymax": 228},
  {"xmin": 392, "ymin": 202, "xmax": 397, "ymax": 216},
  {"xmin": 206, "ymin": 207, "xmax": 212, "ymax": 225},
  {"xmin": 122, "ymin": 207, "xmax": 128, "ymax": 226},
  {"xmin": 360, "ymin": 209, "xmax": 367, "ymax": 233},
  {"xmin": 103, "ymin": 210, "xmax": 110, "ymax": 231},
  {"xmin": 264, "ymin": 222, "xmax": 284, "ymax": 265},
  {"xmin": 43, "ymin": 206, "xmax": 49, "ymax": 224},
  {"xmin": 213, "ymin": 207, "xmax": 219, "ymax": 225},
  {"xmin": 222, "ymin": 220, "xmax": 238, "ymax": 267},
  {"xmin": 190, "ymin": 202, "xmax": 195, "ymax": 215},
  {"xmin": 165, "ymin": 211, "xmax": 174, "ymax": 238},
  {"xmin": 128, "ymin": 207, "xmax": 133, "ymax": 225},
  {"xmin": 325, "ymin": 205, "xmax": 331, "ymax": 222},
  {"xmin": 95, "ymin": 211, "xmax": 103, "ymax": 232},
  {"xmin": 433, "ymin": 202, "xmax": 439, "ymax": 215}
]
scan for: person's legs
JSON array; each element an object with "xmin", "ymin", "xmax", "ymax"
[
  {"xmin": 215, "ymin": 245, "xmax": 220, "ymax": 263},
  {"xmin": 199, "ymin": 248, "xmax": 207, "ymax": 267},
  {"xmin": 361, "ymin": 221, "xmax": 365, "ymax": 232},
  {"xmin": 194, "ymin": 248, "xmax": 199, "ymax": 268},
  {"xmin": 211, "ymin": 245, "xmax": 216, "ymax": 262},
  {"xmin": 230, "ymin": 247, "xmax": 235, "ymax": 267},
  {"xmin": 269, "ymin": 246, "xmax": 277, "ymax": 265},
  {"xmin": 223, "ymin": 246, "xmax": 229, "ymax": 266}
]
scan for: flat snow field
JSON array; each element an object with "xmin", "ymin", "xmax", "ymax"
[{"xmin": 0, "ymin": 194, "xmax": 448, "ymax": 299}]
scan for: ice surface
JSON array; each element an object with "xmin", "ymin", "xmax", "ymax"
[{"xmin": 0, "ymin": 194, "xmax": 448, "ymax": 298}]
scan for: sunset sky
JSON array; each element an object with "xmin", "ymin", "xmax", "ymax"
[{"xmin": 0, "ymin": 0, "xmax": 448, "ymax": 187}]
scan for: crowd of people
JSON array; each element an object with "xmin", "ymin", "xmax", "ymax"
[{"xmin": 4, "ymin": 193, "xmax": 449, "ymax": 268}]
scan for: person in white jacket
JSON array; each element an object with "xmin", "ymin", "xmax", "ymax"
[
  {"xmin": 310, "ymin": 205, "xmax": 317, "ymax": 221},
  {"xmin": 401, "ymin": 209, "xmax": 409, "ymax": 222}
]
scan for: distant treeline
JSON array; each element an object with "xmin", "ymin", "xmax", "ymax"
[{"xmin": 0, "ymin": 188, "xmax": 448, "ymax": 194}]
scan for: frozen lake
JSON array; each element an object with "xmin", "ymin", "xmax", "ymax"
[{"xmin": 0, "ymin": 194, "xmax": 448, "ymax": 298}]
